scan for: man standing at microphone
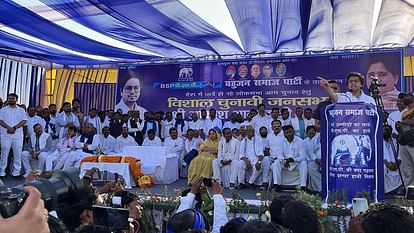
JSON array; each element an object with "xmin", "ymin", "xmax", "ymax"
[{"xmin": 318, "ymin": 72, "xmax": 376, "ymax": 106}]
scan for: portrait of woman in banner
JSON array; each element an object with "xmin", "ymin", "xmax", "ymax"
[
  {"xmin": 365, "ymin": 56, "xmax": 401, "ymax": 109},
  {"xmin": 115, "ymin": 70, "xmax": 147, "ymax": 119}
]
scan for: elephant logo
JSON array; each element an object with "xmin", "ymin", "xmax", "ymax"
[
  {"xmin": 331, "ymin": 134, "xmax": 371, "ymax": 167},
  {"xmin": 179, "ymin": 67, "xmax": 193, "ymax": 78}
]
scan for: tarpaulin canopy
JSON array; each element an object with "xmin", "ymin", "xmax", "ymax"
[{"xmin": 0, "ymin": 0, "xmax": 413, "ymax": 65}]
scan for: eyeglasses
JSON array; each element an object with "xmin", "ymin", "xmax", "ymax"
[
  {"xmin": 123, "ymin": 85, "xmax": 140, "ymax": 93},
  {"xmin": 348, "ymin": 79, "xmax": 361, "ymax": 83}
]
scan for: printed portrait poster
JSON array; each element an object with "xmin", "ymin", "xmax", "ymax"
[{"xmin": 116, "ymin": 50, "xmax": 402, "ymax": 119}]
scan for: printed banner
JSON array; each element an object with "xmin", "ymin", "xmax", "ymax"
[
  {"xmin": 116, "ymin": 50, "xmax": 402, "ymax": 119},
  {"xmin": 321, "ymin": 103, "xmax": 384, "ymax": 203}
]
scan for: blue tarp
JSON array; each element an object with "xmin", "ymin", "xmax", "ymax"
[{"xmin": 0, "ymin": 0, "xmax": 413, "ymax": 65}]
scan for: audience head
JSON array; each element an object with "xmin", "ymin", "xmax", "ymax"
[
  {"xmin": 271, "ymin": 107, "xmax": 280, "ymax": 119},
  {"xmin": 271, "ymin": 120, "xmax": 282, "ymax": 135},
  {"xmin": 191, "ymin": 112, "xmax": 198, "ymax": 121},
  {"xmin": 295, "ymin": 107, "xmax": 303, "ymax": 118},
  {"xmin": 7, "ymin": 93, "xmax": 18, "ymax": 106},
  {"xmin": 403, "ymin": 92, "xmax": 414, "ymax": 108},
  {"xmin": 231, "ymin": 112, "xmax": 238, "ymax": 122},
  {"xmin": 259, "ymin": 126, "xmax": 268, "ymax": 138},
  {"xmin": 281, "ymin": 108, "xmax": 290, "ymax": 120},
  {"xmin": 98, "ymin": 111, "xmax": 106, "ymax": 121},
  {"xmin": 209, "ymin": 108, "xmax": 217, "ymax": 119},
  {"xmin": 113, "ymin": 112, "xmax": 121, "ymax": 121},
  {"xmin": 222, "ymin": 128, "xmax": 232, "ymax": 142},
  {"xmin": 176, "ymin": 112, "xmax": 183, "ymax": 120},
  {"xmin": 200, "ymin": 109, "xmax": 207, "ymax": 119},
  {"xmin": 33, "ymin": 123, "xmax": 43, "ymax": 136},
  {"xmin": 245, "ymin": 124, "xmax": 254, "ymax": 138},
  {"xmin": 207, "ymin": 128, "xmax": 218, "ymax": 141},
  {"xmin": 220, "ymin": 217, "xmax": 247, "ymax": 233},
  {"xmin": 304, "ymin": 108, "xmax": 313, "ymax": 120},
  {"xmin": 27, "ymin": 105, "xmax": 37, "ymax": 117},
  {"xmin": 186, "ymin": 129, "xmax": 194, "ymax": 140},
  {"xmin": 269, "ymin": 195, "xmax": 295, "ymax": 226},
  {"xmin": 167, "ymin": 209, "xmax": 208, "ymax": 233},
  {"xmin": 327, "ymin": 80, "xmax": 340, "ymax": 93},
  {"xmin": 166, "ymin": 112, "xmax": 173, "ymax": 121},
  {"xmin": 282, "ymin": 125, "xmax": 295, "ymax": 142},
  {"xmin": 257, "ymin": 104, "xmax": 266, "ymax": 116},
  {"xmin": 48, "ymin": 104, "xmax": 57, "ymax": 114},
  {"xmin": 282, "ymin": 200, "xmax": 321, "ymax": 233},
  {"xmin": 383, "ymin": 125, "xmax": 392, "ymax": 140},
  {"xmin": 42, "ymin": 108, "xmax": 50, "ymax": 119},
  {"xmin": 101, "ymin": 126, "xmax": 110, "ymax": 137},
  {"xmin": 306, "ymin": 125, "xmax": 316, "ymax": 139},
  {"xmin": 169, "ymin": 127, "xmax": 178, "ymax": 139},
  {"xmin": 193, "ymin": 129, "xmax": 200, "ymax": 138},
  {"xmin": 362, "ymin": 204, "xmax": 414, "ymax": 233},
  {"xmin": 36, "ymin": 105, "xmax": 44, "ymax": 117},
  {"xmin": 62, "ymin": 102, "xmax": 72, "ymax": 113},
  {"xmin": 239, "ymin": 220, "xmax": 282, "ymax": 233},
  {"xmin": 232, "ymin": 128, "xmax": 239, "ymax": 138},
  {"xmin": 121, "ymin": 125, "xmax": 129, "ymax": 137},
  {"xmin": 148, "ymin": 129, "xmax": 156, "ymax": 140},
  {"xmin": 72, "ymin": 98, "xmax": 81, "ymax": 111},
  {"xmin": 89, "ymin": 108, "xmax": 97, "ymax": 117}
]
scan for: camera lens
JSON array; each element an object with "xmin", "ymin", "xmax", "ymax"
[{"xmin": 27, "ymin": 168, "xmax": 84, "ymax": 211}]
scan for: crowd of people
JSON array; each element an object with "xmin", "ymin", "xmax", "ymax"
[{"xmin": 1, "ymin": 71, "xmax": 414, "ymax": 232}]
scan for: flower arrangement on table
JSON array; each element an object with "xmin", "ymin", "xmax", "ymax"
[{"xmin": 80, "ymin": 155, "xmax": 147, "ymax": 186}]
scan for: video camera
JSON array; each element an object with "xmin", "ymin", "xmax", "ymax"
[{"xmin": 0, "ymin": 168, "xmax": 84, "ymax": 218}]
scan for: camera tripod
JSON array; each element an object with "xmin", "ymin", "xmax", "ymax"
[{"xmin": 370, "ymin": 78, "xmax": 406, "ymax": 195}]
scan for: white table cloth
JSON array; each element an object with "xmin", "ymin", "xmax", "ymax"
[{"xmin": 122, "ymin": 146, "xmax": 178, "ymax": 184}]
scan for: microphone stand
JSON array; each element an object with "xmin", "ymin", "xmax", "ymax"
[{"xmin": 369, "ymin": 77, "xmax": 406, "ymax": 195}]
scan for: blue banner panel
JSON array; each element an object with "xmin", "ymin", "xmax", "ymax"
[{"xmin": 321, "ymin": 103, "xmax": 384, "ymax": 203}]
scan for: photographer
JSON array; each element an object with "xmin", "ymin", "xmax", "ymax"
[
  {"xmin": 0, "ymin": 186, "xmax": 50, "ymax": 233},
  {"xmin": 167, "ymin": 177, "xmax": 227, "ymax": 233}
]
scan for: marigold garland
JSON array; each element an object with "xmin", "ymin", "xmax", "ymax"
[{"xmin": 80, "ymin": 155, "xmax": 145, "ymax": 186}]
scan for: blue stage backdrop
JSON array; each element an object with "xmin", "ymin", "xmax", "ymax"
[
  {"xmin": 321, "ymin": 103, "xmax": 384, "ymax": 203},
  {"xmin": 116, "ymin": 50, "xmax": 402, "ymax": 119}
]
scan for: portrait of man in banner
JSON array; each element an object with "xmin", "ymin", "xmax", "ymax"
[
  {"xmin": 238, "ymin": 65, "xmax": 248, "ymax": 79},
  {"xmin": 263, "ymin": 64, "xmax": 273, "ymax": 78},
  {"xmin": 250, "ymin": 64, "xmax": 261, "ymax": 78},
  {"xmin": 226, "ymin": 65, "xmax": 236, "ymax": 80},
  {"xmin": 115, "ymin": 70, "xmax": 147, "ymax": 119},
  {"xmin": 275, "ymin": 63, "xmax": 286, "ymax": 77}
]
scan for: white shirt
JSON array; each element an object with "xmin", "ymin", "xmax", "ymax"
[
  {"xmin": 280, "ymin": 136, "xmax": 306, "ymax": 162},
  {"xmin": 223, "ymin": 121, "xmax": 241, "ymax": 130},
  {"xmin": 188, "ymin": 120, "xmax": 203, "ymax": 131},
  {"xmin": 388, "ymin": 108, "xmax": 407, "ymax": 134},
  {"xmin": 115, "ymin": 135, "xmax": 138, "ymax": 153},
  {"xmin": 162, "ymin": 119, "xmax": 174, "ymax": 139},
  {"xmin": 304, "ymin": 133, "xmax": 321, "ymax": 161},
  {"xmin": 205, "ymin": 118, "xmax": 223, "ymax": 132},
  {"xmin": 142, "ymin": 136, "xmax": 162, "ymax": 146},
  {"xmin": 99, "ymin": 135, "xmax": 116, "ymax": 154},
  {"xmin": 184, "ymin": 137, "xmax": 199, "ymax": 153},
  {"xmin": 218, "ymin": 138, "xmax": 240, "ymax": 161},
  {"xmin": 0, "ymin": 106, "xmax": 27, "ymax": 138},
  {"xmin": 280, "ymin": 117, "xmax": 293, "ymax": 127},
  {"xmin": 26, "ymin": 115, "xmax": 46, "ymax": 136},
  {"xmin": 239, "ymin": 136, "xmax": 263, "ymax": 163},
  {"xmin": 267, "ymin": 131, "xmax": 284, "ymax": 159},
  {"xmin": 336, "ymin": 91, "xmax": 376, "ymax": 106},
  {"xmin": 172, "ymin": 119, "xmax": 188, "ymax": 138},
  {"xmin": 164, "ymin": 137, "xmax": 184, "ymax": 156},
  {"xmin": 252, "ymin": 114, "xmax": 271, "ymax": 135},
  {"xmin": 84, "ymin": 116, "xmax": 100, "ymax": 132},
  {"xmin": 75, "ymin": 134, "xmax": 101, "ymax": 152}
]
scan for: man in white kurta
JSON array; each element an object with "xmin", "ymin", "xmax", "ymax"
[
  {"xmin": 25, "ymin": 105, "xmax": 46, "ymax": 137},
  {"xmin": 115, "ymin": 126, "xmax": 138, "ymax": 153},
  {"xmin": 212, "ymin": 128, "xmax": 240, "ymax": 189},
  {"xmin": 237, "ymin": 125, "xmax": 270, "ymax": 187},
  {"xmin": 142, "ymin": 129, "xmax": 162, "ymax": 146},
  {"xmin": 0, "ymin": 93, "xmax": 27, "ymax": 177},
  {"xmin": 164, "ymin": 128, "xmax": 184, "ymax": 157},
  {"xmin": 204, "ymin": 109, "xmax": 223, "ymax": 132},
  {"xmin": 22, "ymin": 123, "xmax": 54, "ymax": 175},
  {"xmin": 65, "ymin": 123, "xmax": 100, "ymax": 168},
  {"xmin": 56, "ymin": 102, "xmax": 80, "ymax": 139},
  {"xmin": 99, "ymin": 126, "xmax": 116, "ymax": 154},
  {"xmin": 47, "ymin": 126, "xmax": 78, "ymax": 171},
  {"xmin": 251, "ymin": 104, "xmax": 271, "ymax": 136},
  {"xmin": 162, "ymin": 112, "xmax": 174, "ymax": 140},
  {"xmin": 272, "ymin": 125, "xmax": 307, "ymax": 190},
  {"xmin": 304, "ymin": 126, "xmax": 321, "ymax": 192}
]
